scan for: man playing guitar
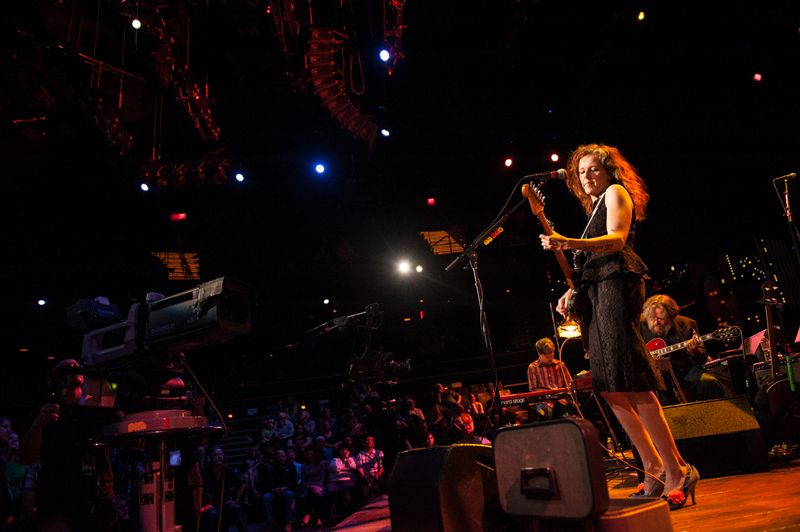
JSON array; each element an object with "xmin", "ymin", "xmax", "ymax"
[{"xmin": 638, "ymin": 295, "xmax": 726, "ymax": 404}]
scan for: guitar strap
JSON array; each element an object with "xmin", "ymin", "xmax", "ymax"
[
  {"xmin": 573, "ymin": 192, "xmax": 607, "ymax": 269},
  {"xmin": 579, "ymin": 192, "xmax": 607, "ymax": 240}
]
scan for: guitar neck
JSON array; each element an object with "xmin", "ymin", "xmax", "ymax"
[
  {"xmin": 536, "ymin": 211, "xmax": 575, "ymax": 289},
  {"xmin": 650, "ymin": 332, "xmax": 717, "ymax": 357}
]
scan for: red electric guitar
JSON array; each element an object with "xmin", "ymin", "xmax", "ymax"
[{"xmin": 645, "ymin": 326, "xmax": 740, "ymax": 359}]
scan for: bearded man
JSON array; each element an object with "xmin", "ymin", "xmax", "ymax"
[{"xmin": 639, "ymin": 295, "xmax": 726, "ymax": 404}]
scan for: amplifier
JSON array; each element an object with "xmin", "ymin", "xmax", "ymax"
[
  {"xmin": 752, "ymin": 354, "xmax": 800, "ymax": 389},
  {"xmin": 703, "ymin": 354, "xmax": 748, "ymax": 397}
]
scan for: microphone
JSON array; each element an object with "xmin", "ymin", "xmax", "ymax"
[{"xmin": 524, "ymin": 168, "xmax": 567, "ymax": 182}]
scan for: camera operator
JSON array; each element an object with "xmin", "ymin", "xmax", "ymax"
[{"xmin": 19, "ymin": 359, "xmax": 121, "ymax": 532}]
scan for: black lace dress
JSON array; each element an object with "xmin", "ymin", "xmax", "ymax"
[{"xmin": 575, "ymin": 194, "xmax": 664, "ymax": 393}]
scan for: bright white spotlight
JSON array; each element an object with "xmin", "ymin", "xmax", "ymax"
[
  {"xmin": 38, "ymin": 300, "xmax": 46, "ymax": 306},
  {"xmin": 235, "ymin": 173, "xmax": 244, "ymax": 182},
  {"xmin": 381, "ymin": 129, "xmax": 390, "ymax": 137},
  {"xmin": 416, "ymin": 265, "xmax": 423, "ymax": 273},
  {"xmin": 398, "ymin": 261, "xmax": 411, "ymax": 274},
  {"xmin": 379, "ymin": 49, "xmax": 391, "ymax": 62},
  {"xmin": 132, "ymin": 18, "xmax": 142, "ymax": 30},
  {"xmin": 315, "ymin": 164, "xmax": 325, "ymax": 174},
  {"xmin": 323, "ymin": 299, "xmax": 330, "ymax": 305},
  {"xmin": 140, "ymin": 183, "xmax": 149, "ymax": 191}
]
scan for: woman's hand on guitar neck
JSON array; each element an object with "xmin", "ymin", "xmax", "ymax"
[
  {"xmin": 556, "ymin": 289, "xmax": 572, "ymax": 318},
  {"xmin": 540, "ymin": 231, "xmax": 573, "ymax": 251}
]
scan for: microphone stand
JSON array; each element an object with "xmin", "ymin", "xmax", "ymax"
[
  {"xmin": 446, "ymin": 195, "xmax": 529, "ymax": 436},
  {"xmin": 773, "ymin": 175, "xmax": 800, "ymax": 271}
]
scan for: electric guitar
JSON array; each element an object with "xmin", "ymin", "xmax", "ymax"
[
  {"xmin": 646, "ymin": 326, "xmax": 740, "ymax": 358},
  {"xmin": 521, "ymin": 183, "xmax": 584, "ymax": 315}
]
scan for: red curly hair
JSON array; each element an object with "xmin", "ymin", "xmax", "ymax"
[{"xmin": 565, "ymin": 144, "xmax": 649, "ymax": 221}]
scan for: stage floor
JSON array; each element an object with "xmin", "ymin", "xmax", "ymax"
[{"xmin": 331, "ymin": 456, "xmax": 800, "ymax": 532}]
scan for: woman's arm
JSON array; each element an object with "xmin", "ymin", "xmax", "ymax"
[{"xmin": 540, "ymin": 185, "xmax": 633, "ymax": 253}]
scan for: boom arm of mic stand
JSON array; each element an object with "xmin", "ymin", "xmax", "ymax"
[{"xmin": 445, "ymin": 196, "xmax": 529, "ymax": 272}]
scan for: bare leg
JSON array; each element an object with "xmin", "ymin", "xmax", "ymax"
[
  {"xmin": 625, "ymin": 391, "xmax": 687, "ymax": 493},
  {"xmin": 602, "ymin": 391, "xmax": 663, "ymax": 492},
  {"xmin": 602, "ymin": 391, "xmax": 687, "ymax": 493}
]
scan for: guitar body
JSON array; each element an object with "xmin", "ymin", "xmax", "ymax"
[
  {"xmin": 646, "ymin": 338, "xmax": 668, "ymax": 352},
  {"xmin": 766, "ymin": 379, "xmax": 800, "ymax": 440},
  {"xmin": 756, "ymin": 281, "xmax": 800, "ymax": 443}
]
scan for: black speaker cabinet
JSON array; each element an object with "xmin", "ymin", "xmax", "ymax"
[
  {"xmin": 493, "ymin": 418, "xmax": 609, "ymax": 520},
  {"xmin": 662, "ymin": 396, "xmax": 769, "ymax": 478},
  {"xmin": 387, "ymin": 444, "xmax": 503, "ymax": 532}
]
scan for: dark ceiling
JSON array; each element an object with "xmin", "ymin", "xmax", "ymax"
[{"xmin": 2, "ymin": 0, "xmax": 800, "ymax": 408}]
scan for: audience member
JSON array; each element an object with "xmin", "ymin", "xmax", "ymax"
[
  {"xmin": 275, "ymin": 413, "xmax": 295, "ymax": 441},
  {"xmin": 407, "ymin": 399, "xmax": 425, "ymax": 421},
  {"xmin": 465, "ymin": 394, "xmax": 486, "ymax": 422},
  {"xmin": 19, "ymin": 359, "xmax": 119, "ymax": 532},
  {"xmin": 341, "ymin": 408, "xmax": 359, "ymax": 435},
  {"xmin": 434, "ymin": 383, "xmax": 461, "ymax": 412},
  {"xmin": 326, "ymin": 446, "xmax": 358, "ymax": 524},
  {"xmin": 0, "ymin": 416, "xmax": 13, "ymax": 529},
  {"xmin": 199, "ymin": 446, "xmax": 247, "ymax": 532},
  {"xmin": 450, "ymin": 403, "xmax": 475, "ymax": 440},
  {"xmin": 298, "ymin": 448, "xmax": 326, "ymax": 528},
  {"xmin": 429, "ymin": 408, "xmax": 455, "ymax": 445},
  {"xmin": 256, "ymin": 449, "xmax": 296, "ymax": 532},
  {"xmin": 316, "ymin": 421, "xmax": 340, "ymax": 460},
  {"xmin": 298, "ymin": 410, "xmax": 315, "ymax": 436},
  {"xmin": 261, "ymin": 418, "xmax": 277, "ymax": 443},
  {"xmin": 355, "ymin": 436, "xmax": 384, "ymax": 504}
]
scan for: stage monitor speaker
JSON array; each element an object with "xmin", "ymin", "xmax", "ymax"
[
  {"xmin": 387, "ymin": 444, "xmax": 506, "ymax": 532},
  {"xmin": 493, "ymin": 418, "xmax": 609, "ymax": 520},
  {"xmin": 662, "ymin": 396, "xmax": 769, "ymax": 478}
]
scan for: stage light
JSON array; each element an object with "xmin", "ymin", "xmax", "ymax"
[
  {"xmin": 132, "ymin": 18, "xmax": 142, "ymax": 29},
  {"xmin": 38, "ymin": 300, "xmax": 46, "ymax": 306},
  {"xmin": 753, "ymin": 73, "xmax": 762, "ymax": 81},
  {"xmin": 427, "ymin": 198, "xmax": 435, "ymax": 205},
  {"xmin": 505, "ymin": 158, "xmax": 513, "ymax": 167},
  {"xmin": 416, "ymin": 265, "xmax": 423, "ymax": 273},
  {"xmin": 398, "ymin": 261, "xmax": 411, "ymax": 274},
  {"xmin": 323, "ymin": 299, "xmax": 330, "ymax": 304},
  {"xmin": 235, "ymin": 173, "xmax": 244, "ymax": 182},
  {"xmin": 379, "ymin": 49, "xmax": 391, "ymax": 62},
  {"xmin": 170, "ymin": 213, "xmax": 187, "ymax": 221},
  {"xmin": 381, "ymin": 129, "xmax": 390, "ymax": 137},
  {"xmin": 638, "ymin": 12, "xmax": 645, "ymax": 20},
  {"xmin": 551, "ymin": 153, "xmax": 560, "ymax": 162},
  {"xmin": 140, "ymin": 183, "xmax": 149, "ymax": 191},
  {"xmin": 316, "ymin": 164, "xmax": 325, "ymax": 174}
]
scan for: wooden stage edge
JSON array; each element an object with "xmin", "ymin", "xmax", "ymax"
[{"xmin": 332, "ymin": 457, "xmax": 800, "ymax": 532}]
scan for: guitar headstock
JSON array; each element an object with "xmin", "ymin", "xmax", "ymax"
[
  {"xmin": 713, "ymin": 326, "xmax": 741, "ymax": 341},
  {"xmin": 761, "ymin": 280, "xmax": 779, "ymax": 303},
  {"xmin": 522, "ymin": 183, "xmax": 545, "ymax": 215}
]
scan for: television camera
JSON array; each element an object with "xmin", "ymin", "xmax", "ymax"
[{"xmin": 64, "ymin": 277, "xmax": 253, "ymax": 419}]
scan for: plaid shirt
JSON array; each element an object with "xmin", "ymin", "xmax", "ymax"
[
  {"xmin": 527, "ymin": 359, "xmax": 573, "ymax": 407},
  {"xmin": 355, "ymin": 448, "xmax": 384, "ymax": 478}
]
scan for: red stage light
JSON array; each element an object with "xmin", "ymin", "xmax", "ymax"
[
  {"xmin": 427, "ymin": 198, "xmax": 435, "ymax": 205},
  {"xmin": 170, "ymin": 213, "xmax": 187, "ymax": 221}
]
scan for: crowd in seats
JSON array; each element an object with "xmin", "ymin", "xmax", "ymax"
[{"xmin": 0, "ymin": 379, "xmax": 495, "ymax": 532}]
